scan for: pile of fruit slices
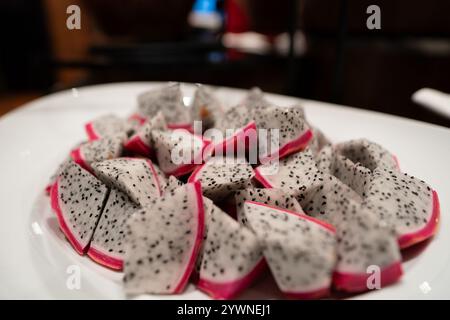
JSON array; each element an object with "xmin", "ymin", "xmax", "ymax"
[{"xmin": 46, "ymin": 83, "xmax": 440, "ymax": 299}]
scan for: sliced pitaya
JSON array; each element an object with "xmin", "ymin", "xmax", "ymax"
[
  {"xmin": 256, "ymin": 105, "xmax": 313, "ymax": 162},
  {"xmin": 85, "ymin": 114, "xmax": 129, "ymax": 141},
  {"xmin": 162, "ymin": 176, "xmax": 184, "ymax": 195},
  {"xmin": 190, "ymin": 85, "xmax": 223, "ymax": 130},
  {"xmin": 197, "ymin": 200, "xmax": 266, "ymax": 299},
  {"xmin": 70, "ymin": 136, "xmax": 123, "ymax": 173},
  {"xmin": 332, "ymin": 208, "xmax": 404, "ymax": 293},
  {"xmin": 50, "ymin": 161, "xmax": 109, "ymax": 255},
  {"xmin": 188, "ymin": 157, "xmax": 255, "ymax": 202},
  {"xmin": 124, "ymin": 111, "xmax": 167, "ymax": 157},
  {"xmin": 336, "ymin": 139, "xmax": 399, "ymax": 171},
  {"xmin": 152, "ymin": 129, "xmax": 212, "ymax": 177},
  {"xmin": 123, "ymin": 182, "xmax": 205, "ymax": 295},
  {"xmin": 298, "ymin": 174, "xmax": 403, "ymax": 292},
  {"xmin": 137, "ymin": 83, "xmax": 192, "ymax": 130},
  {"xmin": 364, "ymin": 167, "xmax": 440, "ymax": 249},
  {"xmin": 92, "ymin": 158, "xmax": 164, "ymax": 206},
  {"xmin": 235, "ymin": 188, "xmax": 303, "ymax": 225},
  {"xmin": 87, "ymin": 188, "xmax": 139, "ymax": 270},
  {"xmin": 242, "ymin": 201, "xmax": 337, "ymax": 299}
]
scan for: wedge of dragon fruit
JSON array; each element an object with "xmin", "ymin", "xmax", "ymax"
[
  {"xmin": 137, "ymin": 83, "xmax": 192, "ymax": 131},
  {"xmin": 92, "ymin": 158, "xmax": 165, "ymax": 206},
  {"xmin": 85, "ymin": 114, "xmax": 130, "ymax": 141},
  {"xmin": 256, "ymin": 105, "xmax": 313, "ymax": 162},
  {"xmin": 152, "ymin": 129, "xmax": 212, "ymax": 177},
  {"xmin": 234, "ymin": 188, "xmax": 303, "ymax": 225},
  {"xmin": 50, "ymin": 161, "xmax": 109, "ymax": 255},
  {"xmin": 364, "ymin": 167, "xmax": 440, "ymax": 249},
  {"xmin": 242, "ymin": 201, "xmax": 337, "ymax": 299},
  {"xmin": 330, "ymin": 144, "xmax": 440, "ymax": 249},
  {"xmin": 124, "ymin": 111, "xmax": 167, "ymax": 157},
  {"xmin": 188, "ymin": 157, "xmax": 254, "ymax": 202},
  {"xmin": 123, "ymin": 182, "xmax": 205, "ymax": 295},
  {"xmin": 197, "ymin": 200, "xmax": 266, "ymax": 299},
  {"xmin": 297, "ymin": 174, "xmax": 403, "ymax": 292},
  {"xmin": 70, "ymin": 136, "xmax": 123, "ymax": 173},
  {"xmin": 190, "ymin": 85, "xmax": 224, "ymax": 131},
  {"xmin": 87, "ymin": 188, "xmax": 140, "ymax": 270}
]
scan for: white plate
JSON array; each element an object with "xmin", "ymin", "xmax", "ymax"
[{"xmin": 0, "ymin": 82, "xmax": 449, "ymax": 299}]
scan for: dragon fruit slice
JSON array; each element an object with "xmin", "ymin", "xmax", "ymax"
[
  {"xmin": 70, "ymin": 136, "xmax": 123, "ymax": 173},
  {"xmin": 190, "ymin": 85, "xmax": 223, "ymax": 130},
  {"xmin": 256, "ymin": 106, "xmax": 313, "ymax": 162},
  {"xmin": 188, "ymin": 157, "xmax": 255, "ymax": 202},
  {"xmin": 298, "ymin": 174, "xmax": 403, "ymax": 292},
  {"xmin": 123, "ymin": 182, "xmax": 205, "ymax": 295},
  {"xmin": 137, "ymin": 83, "xmax": 192, "ymax": 130},
  {"xmin": 197, "ymin": 200, "xmax": 265, "ymax": 299},
  {"xmin": 364, "ymin": 167, "xmax": 440, "ymax": 249},
  {"xmin": 85, "ymin": 114, "xmax": 129, "ymax": 141},
  {"xmin": 242, "ymin": 201, "xmax": 337, "ymax": 299},
  {"xmin": 123, "ymin": 111, "xmax": 167, "ymax": 157},
  {"xmin": 92, "ymin": 158, "xmax": 164, "ymax": 206},
  {"xmin": 50, "ymin": 161, "xmax": 109, "ymax": 255},
  {"xmin": 336, "ymin": 139, "xmax": 399, "ymax": 171},
  {"xmin": 235, "ymin": 188, "xmax": 303, "ymax": 225},
  {"xmin": 87, "ymin": 188, "xmax": 139, "ymax": 270},
  {"xmin": 152, "ymin": 129, "xmax": 212, "ymax": 177},
  {"xmin": 162, "ymin": 176, "xmax": 184, "ymax": 195},
  {"xmin": 332, "ymin": 208, "xmax": 403, "ymax": 292}
]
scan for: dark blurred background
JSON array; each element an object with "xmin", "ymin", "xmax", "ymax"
[{"xmin": 0, "ymin": 0, "xmax": 449, "ymax": 127}]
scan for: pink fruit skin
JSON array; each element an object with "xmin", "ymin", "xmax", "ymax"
[
  {"xmin": 173, "ymin": 181, "xmax": 206, "ymax": 294},
  {"xmin": 253, "ymin": 167, "xmax": 274, "ymax": 188},
  {"xmin": 333, "ymin": 261, "xmax": 403, "ymax": 293},
  {"xmin": 70, "ymin": 148, "xmax": 94, "ymax": 174},
  {"xmin": 50, "ymin": 180, "xmax": 86, "ymax": 255},
  {"xmin": 212, "ymin": 121, "xmax": 257, "ymax": 157},
  {"xmin": 85, "ymin": 122, "xmax": 100, "ymax": 141},
  {"xmin": 164, "ymin": 138, "xmax": 212, "ymax": 178},
  {"xmin": 197, "ymin": 258, "xmax": 267, "ymax": 299},
  {"xmin": 259, "ymin": 129, "xmax": 313, "ymax": 163},
  {"xmin": 398, "ymin": 190, "xmax": 440, "ymax": 249},
  {"xmin": 187, "ymin": 163, "xmax": 204, "ymax": 183},
  {"xmin": 284, "ymin": 286, "xmax": 331, "ymax": 300},
  {"xmin": 124, "ymin": 135, "xmax": 154, "ymax": 158},
  {"xmin": 393, "ymin": 155, "xmax": 401, "ymax": 171},
  {"xmin": 167, "ymin": 123, "xmax": 194, "ymax": 133},
  {"xmin": 245, "ymin": 200, "xmax": 336, "ymax": 233},
  {"xmin": 87, "ymin": 245, "xmax": 123, "ymax": 271}
]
